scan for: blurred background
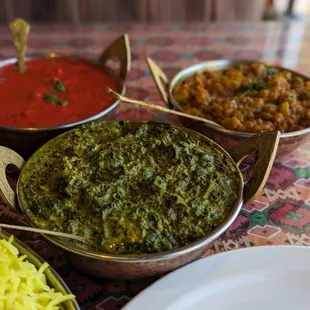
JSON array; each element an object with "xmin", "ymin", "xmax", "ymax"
[{"xmin": 0, "ymin": 0, "xmax": 309, "ymax": 25}]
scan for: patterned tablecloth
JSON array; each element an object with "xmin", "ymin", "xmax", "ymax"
[{"xmin": 0, "ymin": 21, "xmax": 310, "ymax": 309}]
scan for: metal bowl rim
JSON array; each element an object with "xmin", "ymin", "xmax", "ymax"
[
  {"xmin": 16, "ymin": 120, "xmax": 244, "ymax": 263},
  {"xmin": 0, "ymin": 56, "xmax": 125, "ymax": 132},
  {"xmin": 167, "ymin": 58, "xmax": 310, "ymax": 139}
]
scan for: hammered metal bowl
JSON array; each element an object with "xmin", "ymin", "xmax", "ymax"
[
  {"xmin": 0, "ymin": 121, "xmax": 280, "ymax": 279},
  {"xmin": 0, "ymin": 34, "xmax": 131, "ymax": 158},
  {"xmin": 147, "ymin": 58, "xmax": 310, "ymax": 158}
]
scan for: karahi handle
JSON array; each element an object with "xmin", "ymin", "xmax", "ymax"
[
  {"xmin": 0, "ymin": 146, "xmax": 25, "ymax": 210},
  {"xmin": 230, "ymin": 131, "xmax": 280, "ymax": 203},
  {"xmin": 98, "ymin": 34, "xmax": 131, "ymax": 82},
  {"xmin": 146, "ymin": 57, "xmax": 173, "ymax": 108}
]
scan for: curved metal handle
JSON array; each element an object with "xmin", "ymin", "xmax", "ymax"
[
  {"xmin": 146, "ymin": 57, "xmax": 173, "ymax": 108},
  {"xmin": 98, "ymin": 34, "xmax": 131, "ymax": 82},
  {"xmin": 0, "ymin": 146, "xmax": 25, "ymax": 210},
  {"xmin": 230, "ymin": 131, "xmax": 280, "ymax": 204}
]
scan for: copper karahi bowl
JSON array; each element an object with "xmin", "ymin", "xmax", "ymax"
[
  {"xmin": 0, "ymin": 120, "xmax": 279, "ymax": 279},
  {"xmin": 147, "ymin": 58, "xmax": 310, "ymax": 158},
  {"xmin": 0, "ymin": 34, "xmax": 131, "ymax": 158}
]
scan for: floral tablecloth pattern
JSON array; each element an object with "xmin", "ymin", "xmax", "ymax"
[{"xmin": 0, "ymin": 21, "xmax": 310, "ymax": 310}]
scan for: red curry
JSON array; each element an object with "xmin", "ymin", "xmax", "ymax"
[{"xmin": 0, "ymin": 58, "xmax": 121, "ymax": 128}]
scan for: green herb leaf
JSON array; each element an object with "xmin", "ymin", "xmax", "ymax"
[
  {"xmin": 234, "ymin": 90, "xmax": 250, "ymax": 102},
  {"xmin": 43, "ymin": 93, "xmax": 58, "ymax": 103},
  {"xmin": 266, "ymin": 67, "xmax": 277, "ymax": 75},
  {"xmin": 238, "ymin": 81, "xmax": 267, "ymax": 92},
  {"xmin": 57, "ymin": 99, "xmax": 68, "ymax": 106},
  {"xmin": 300, "ymin": 91, "xmax": 310, "ymax": 100},
  {"xmin": 52, "ymin": 80, "xmax": 66, "ymax": 93},
  {"xmin": 43, "ymin": 93, "xmax": 68, "ymax": 106}
]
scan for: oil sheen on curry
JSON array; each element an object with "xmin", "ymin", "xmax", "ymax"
[
  {"xmin": 0, "ymin": 58, "xmax": 121, "ymax": 128},
  {"xmin": 19, "ymin": 121, "xmax": 240, "ymax": 255}
]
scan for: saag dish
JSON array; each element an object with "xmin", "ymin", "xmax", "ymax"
[{"xmin": 20, "ymin": 121, "xmax": 240, "ymax": 255}]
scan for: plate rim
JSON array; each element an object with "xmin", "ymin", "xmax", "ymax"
[{"xmin": 123, "ymin": 245, "xmax": 310, "ymax": 310}]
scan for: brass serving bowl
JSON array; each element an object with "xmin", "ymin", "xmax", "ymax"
[
  {"xmin": 0, "ymin": 121, "xmax": 280, "ymax": 279},
  {"xmin": 0, "ymin": 34, "xmax": 131, "ymax": 159},
  {"xmin": 147, "ymin": 58, "xmax": 310, "ymax": 158}
]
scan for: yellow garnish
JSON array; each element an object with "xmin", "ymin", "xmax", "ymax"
[
  {"xmin": 279, "ymin": 101, "xmax": 290, "ymax": 117},
  {"xmin": 0, "ymin": 235, "xmax": 75, "ymax": 310}
]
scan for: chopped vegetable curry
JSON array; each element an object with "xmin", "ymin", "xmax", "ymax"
[
  {"xmin": 19, "ymin": 121, "xmax": 240, "ymax": 255},
  {"xmin": 172, "ymin": 62, "xmax": 310, "ymax": 133}
]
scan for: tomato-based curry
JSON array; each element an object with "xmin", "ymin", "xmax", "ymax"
[{"xmin": 0, "ymin": 58, "xmax": 121, "ymax": 128}]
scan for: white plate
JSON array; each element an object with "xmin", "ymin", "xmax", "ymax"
[{"xmin": 123, "ymin": 246, "xmax": 310, "ymax": 310}]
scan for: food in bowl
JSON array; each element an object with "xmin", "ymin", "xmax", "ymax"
[
  {"xmin": 172, "ymin": 62, "xmax": 310, "ymax": 133},
  {"xmin": 19, "ymin": 121, "xmax": 240, "ymax": 255},
  {"xmin": 0, "ymin": 234, "xmax": 75, "ymax": 309},
  {"xmin": 0, "ymin": 57, "xmax": 121, "ymax": 128}
]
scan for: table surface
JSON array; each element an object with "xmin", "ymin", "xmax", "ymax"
[{"xmin": 0, "ymin": 21, "xmax": 310, "ymax": 310}]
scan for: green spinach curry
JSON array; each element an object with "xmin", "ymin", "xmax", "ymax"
[{"xmin": 19, "ymin": 121, "xmax": 241, "ymax": 255}]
